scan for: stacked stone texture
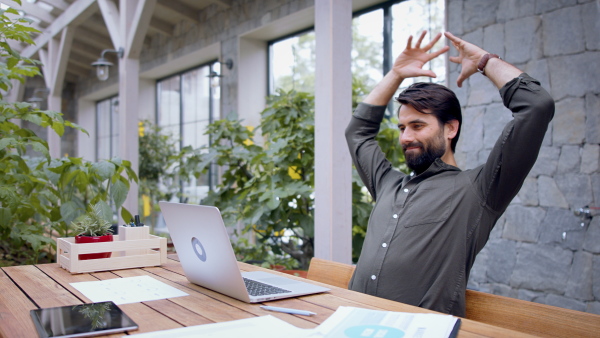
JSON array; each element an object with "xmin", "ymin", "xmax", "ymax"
[{"xmin": 448, "ymin": 0, "xmax": 600, "ymax": 314}]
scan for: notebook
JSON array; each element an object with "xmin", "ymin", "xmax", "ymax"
[{"xmin": 159, "ymin": 201, "xmax": 330, "ymax": 303}]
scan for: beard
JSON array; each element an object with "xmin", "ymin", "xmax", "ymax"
[{"xmin": 402, "ymin": 131, "xmax": 446, "ymax": 174}]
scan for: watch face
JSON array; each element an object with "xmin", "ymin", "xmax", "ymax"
[{"xmin": 30, "ymin": 301, "xmax": 138, "ymax": 338}]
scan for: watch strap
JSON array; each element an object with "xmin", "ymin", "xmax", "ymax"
[{"xmin": 477, "ymin": 53, "xmax": 500, "ymax": 75}]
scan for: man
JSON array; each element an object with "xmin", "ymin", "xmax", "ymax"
[{"xmin": 345, "ymin": 31, "xmax": 555, "ymax": 317}]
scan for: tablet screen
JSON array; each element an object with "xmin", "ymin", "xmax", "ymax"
[{"xmin": 30, "ymin": 301, "xmax": 138, "ymax": 338}]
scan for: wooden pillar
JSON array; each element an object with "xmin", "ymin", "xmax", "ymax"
[
  {"xmin": 47, "ymin": 94, "xmax": 62, "ymax": 158},
  {"xmin": 314, "ymin": 0, "xmax": 353, "ymax": 263}
]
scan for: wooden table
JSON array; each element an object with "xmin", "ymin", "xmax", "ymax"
[{"xmin": 0, "ymin": 255, "xmax": 536, "ymax": 337}]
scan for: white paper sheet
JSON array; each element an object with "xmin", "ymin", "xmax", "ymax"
[
  {"xmin": 70, "ymin": 275, "xmax": 189, "ymax": 304},
  {"xmin": 128, "ymin": 315, "xmax": 313, "ymax": 338}
]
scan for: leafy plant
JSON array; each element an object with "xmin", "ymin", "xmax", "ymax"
[
  {"xmin": 71, "ymin": 203, "xmax": 113, "ymax": 237},
  {"xmin": 194, "ymin": 85, "xmax": 405, "ymax": 269},
  {"xmin": 138, "ymin": 120, "xmax": 180, "ymax": 226},
  {"xmin": 0, "ymin": 1, "xmax": 137, "ymax": 266}
]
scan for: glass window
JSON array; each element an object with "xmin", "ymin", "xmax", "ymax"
[
  {"xmin": 392, "ymin": 0, "xmax": 446, "ymax": 89},
  {"xmin": 268, "ymin": 0, "xmax": 446, "ymax": 99},
  {"xmin": 96, "ymin": 96, "xmax": 118, "ymax": 160},
  {"xmin": 156, "ymin": 62, "xmax": 219, "ymax": 204},
  {"xmin": 269, "ymin": 31, "xmax": 316, "ymax": 94}
]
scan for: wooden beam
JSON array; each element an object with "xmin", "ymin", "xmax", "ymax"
[
  {"xmin": 149, "ymin": 16, "xmax": 173, "ymax": 36},
  {"xmin": 50, "ymin": 27, "xmax": 74, "ymax": 95},
  {"xmin": 70, "ymin": 41, "xmax": 103, "ymax": 61},
  {"xmin": 64, "ymin": 72, "xmax": 80, "ymax": 83},
  {"xmin": 156, "ymin": 0, "xmax": 199, "ymax": 23},
  {"xmin": 0, "ymin": 0, "xmax": 56, "ymax": 25},
  {"xmin": 21, "ymin": 0, "xmax": 98, "ymax": 58},
  {"xmin": 40, "ymin": 0, "xmax": 70, "ymax": 11},
  {"xmin": 75, "ymin": 26, "xmax": 114, "ymax": 49},
  {"xmin": 38, "ymin": 48, "xmax": 49, "ymax": 80},
  {"xmin": 208, "ymin": 0, "xmax": 231, "ymax": 9},
  {"xmin": 98, "ymin": 0, "xmax": 121, "ymax": 49},
  {"xmin": 68, "ymin": 53, "xmax": 94, "ymax": 70},
  {"xmin": 126, "ymin": 0, "xmax": 157, "ymax": 59},
  {"xmin": 66, "ymin": 61, "xmax": 91, "ymax": 76}
]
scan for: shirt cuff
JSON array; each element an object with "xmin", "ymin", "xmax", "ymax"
[
  {"xmin": 354, "ymin": 103, "xmax": 388, "ymax": 123},
  {"xmin": 499, "ymin": 73, "xmax": 541, "ymax": 107}
]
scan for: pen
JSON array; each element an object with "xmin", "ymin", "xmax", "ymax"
[{"xmin": 260, "ymin": 305, "xmax": 316, "ymax": 316}]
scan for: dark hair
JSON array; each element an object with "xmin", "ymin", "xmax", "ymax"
[{"xmin": 395, "ymin": 83, "xmax": 462, "ymax": 152}]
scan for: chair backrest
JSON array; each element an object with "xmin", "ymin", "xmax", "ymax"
[
  {"xmin": 465, "ymin": 289, "xmax": 600, "ymax": 337},
  {"xmin": 306, "ymin": 257, "xmax": 355, "ymax": 289},
  {"xmin": 307, "ymin": 257, "xmax": 600, "ymax": 337}
]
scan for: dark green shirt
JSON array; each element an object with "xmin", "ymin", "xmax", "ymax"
[{"xmin": 345, "ymin": 74, "xmax": 555, "ymax": 316}]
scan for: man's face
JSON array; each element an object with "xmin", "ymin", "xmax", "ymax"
[{"xmin": 398, "ymin": 104, "xmax": 448, "ymax": 174}]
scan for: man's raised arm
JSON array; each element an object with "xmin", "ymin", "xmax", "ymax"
[{"xmin": 444, "ymin": 32, "xmax": 521, "ymax": 89}]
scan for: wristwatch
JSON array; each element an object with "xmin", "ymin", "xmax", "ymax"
[{"xmin": 477, "ymin": 53, "xmax": 501, "ymax": 75}]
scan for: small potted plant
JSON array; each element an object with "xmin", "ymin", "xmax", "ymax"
[{"xmin": 72, "ymin": 203, "xmax": 114, "ymax": 260}]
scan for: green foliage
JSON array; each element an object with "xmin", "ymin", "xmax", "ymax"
[
  {"xmin": 71, "ymin": 203, "xmax": 113, "ymax": 237},
  {"xmin": 138, "ymin": 121, "xmax": 181, "ymax": 225},
  {"xmin": 196, "ymin": 87, "xmax": 405, "ymax": 269},
  {"xmin": 0, "ymin": 2, "xmax": 137, "ymax": 266}
]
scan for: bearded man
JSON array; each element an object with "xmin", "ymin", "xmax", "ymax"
[{"xmin": 345, "ymin": 31, "xmax": 555, "ymax": 317}]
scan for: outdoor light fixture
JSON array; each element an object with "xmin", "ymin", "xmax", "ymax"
[
  {"xmin": 91, "ymin": 48, "xmax": 124, "ymax": 81},
  {"xmin": 26, "ymin": 88, "xmax": 49, "ymax": 109},
  {"xmin": 207, "ymin": 59, "xmax": 234, "ymax": 88}
]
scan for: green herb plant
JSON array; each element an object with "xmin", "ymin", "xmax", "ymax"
[{"xmin": 71, "ymin": 203, "xmax": 114, "ymax": 237}]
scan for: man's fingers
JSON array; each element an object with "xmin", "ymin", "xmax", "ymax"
[
  {"xmin": 429, "ymin": 45, "xmax": 449, "ymax": 59},
  {"xmin": 448, "ymin": 56, "xmax": 461, "ymax": 64},
  {"xmin": 415, "ymin": 30, "xmax": 427, "ymax": 49},
  {"xmin": 423, "ymin": 32, "xmax": 443, "ymax": 50},
  {"xmin": 406, "ymin": 35, "xmax": 413, "ymax": 49},
  {"xmin": 456, "ymin": 73, "xmax": 465, "ymax": 88},
  {"xmin": 444, "ymin": 31, "xmax": 460, "ymax": 43}
]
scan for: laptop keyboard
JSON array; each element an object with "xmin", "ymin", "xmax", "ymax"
[{"xmin": 243, "ymin": 278, "xmax": 291, "ymax": 296}]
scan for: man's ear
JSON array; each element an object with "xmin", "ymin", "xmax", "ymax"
[{"xmin": 445, "ymin": 120, "xmax": 459, "ymax": 140}]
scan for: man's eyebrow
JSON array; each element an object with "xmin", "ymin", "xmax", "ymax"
[{"xmin": 398, "ymin": 119, "xmax": 428, "ymax": 128}]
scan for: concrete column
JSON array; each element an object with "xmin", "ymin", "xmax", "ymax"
[
  {"xmin": 118, "ymin": 57, "xmax": 139, "ymax": 219},
  {"xmin": 314, "ymin": 0, "xmax": 352, "ymax": 263}
]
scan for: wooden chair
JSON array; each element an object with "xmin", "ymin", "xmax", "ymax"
[
  {"xmin": 307, "ymin": 257, "xmax": 600, "ymax": 337},
  {"xmin": 306, "ymin": 257, "xmax": 355, "ymax": 289}
]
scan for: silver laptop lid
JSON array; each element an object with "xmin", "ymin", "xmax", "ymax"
[{"xmin": 159, "ymin": 202, "xmax": 251, "ymax": 302}]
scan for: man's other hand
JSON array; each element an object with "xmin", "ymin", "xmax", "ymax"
[
  {"xmin": 445, "ymin": 32, "xmax": 488, "ymax": 87},
  {"xmin": 392, "ymin": 31, "xmax": 449, "ymax": 80}
]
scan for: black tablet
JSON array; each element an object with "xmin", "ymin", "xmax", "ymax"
[{"xmin": 30, "ymin": 301, "xmax": 138, "ymax": 338}]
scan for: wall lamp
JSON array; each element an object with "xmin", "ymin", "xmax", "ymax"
[
  {"xmin": 207, "ymin": 59, "xmax": 234, "ymax": 87},
  {"xmin": 91, "ymin": 48, "xmax": 124, "ymax": 81},
  {"xmin": 26, "ymin": 87, "xmax": 49, "ymax": 109}
]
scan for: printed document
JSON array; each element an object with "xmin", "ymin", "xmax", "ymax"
[{"xmin": 313, "ymin": 306, "xmax": 460, "ymax": 338}]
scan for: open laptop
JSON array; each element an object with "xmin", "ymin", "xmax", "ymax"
[{"xmin": 159, "ymin": 201, "xmax": 329, "ymax": 303}]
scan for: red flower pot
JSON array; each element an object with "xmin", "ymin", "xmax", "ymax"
[{"xmin": 74, "ymin": 234, "xmax": 113, "ymax": 260}]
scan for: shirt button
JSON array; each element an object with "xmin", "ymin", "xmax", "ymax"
[
  {"xmin": 371, "ymin": 275, "xmax": 377, "ymax": 280},
  {"xmin": 403, "ymin": 188, "xmax": 409, "ymax": 193},
  {"xmin": 382, "ymin": 243, "xmax": 387, "ymax": 248},
  {"xmin": 392, "ymin": 214, "xmax": 398, "ymax": 219}
]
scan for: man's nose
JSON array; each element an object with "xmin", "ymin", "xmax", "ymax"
[{"xmin": 400, "ymin": 129, "xmax": 414, "ymax": 144}]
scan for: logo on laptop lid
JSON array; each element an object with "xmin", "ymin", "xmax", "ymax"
[{"xmin": 191, "ymin": 237, "xmax": 207, "ymax": 262}]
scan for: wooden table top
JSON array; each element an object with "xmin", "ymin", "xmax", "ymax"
[{"xmin": 0, "ymin": 255, "xmax": 536, "ymax": 338}]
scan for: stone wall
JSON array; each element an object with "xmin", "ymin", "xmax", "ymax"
[{"xmin": 447, "ymin": 0, "xmax": 600, "ymax": 314}]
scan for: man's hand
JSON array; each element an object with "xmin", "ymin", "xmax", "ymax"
[
  {"xmin": 392, "ymin": 31, "xmax": 449, "ymax": 79},
  {"xmin": 363, "ymin": 31, "xmax": 448, "ymax": 106},
  {"xmin": 444, "ymin": 32, "xmax": 488, "ymax": 87}
]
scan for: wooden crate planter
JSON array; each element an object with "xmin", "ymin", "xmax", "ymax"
[{"xmin": 57, "ymin": 226, "xmax": 167, "ymax": 274}]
